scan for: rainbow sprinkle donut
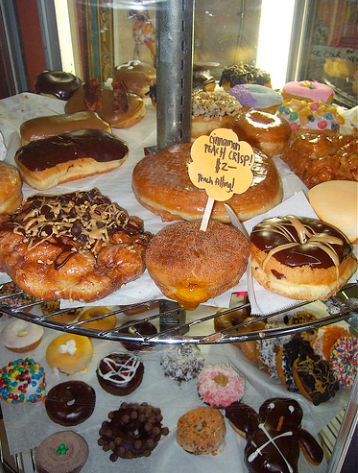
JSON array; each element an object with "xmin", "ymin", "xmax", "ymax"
[
  {"xmin": 329, "ymin": 336, "xmax": 357, "ymax": 389},
  {"xmin": 0, "ymin": 358, "xmax": 46, "ymax": 403},
  {"xmin": 197, "ymin": 363, "xmax": 245, "ymax": 408}
]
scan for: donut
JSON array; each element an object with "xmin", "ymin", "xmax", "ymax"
[
  {"xmin": 160, "ymin": 345, "xmax": 205, "ymax": 382},
  {"xmin": 145, "ymin": 220, "xmax": 250, "ymax": 309},
  {"xmin": 46, "ymin": 334, "xmax": 93, "ymax": 375},
  {"xmin": 176, "ymin": 407, "xmax": 226, "ymax": 455},
  {"xmin": 0, "ymin": 162, "xmax": 23, "ymax": 215},
  {"xmin": 113, "ymin": 60, "xmax": 156, "ymax": 97},
  {"xmin": 284, "ymin": 310, "xmax": 318, "ymax": 344},
  {"xmin": 45, "ymin": 381, "xmax": 96, "ymax": 426},
  {"xmin": 78, "ymin": 307, "xmax": 116, "ymax": 332},
  {"xmin": 15, "ymin": 129, "xmax": 129, "ymax": 191},
  {"xmin": 118, "ymin": 320, "xmax": 157, "ymax": 351},
  {"xmin": 20, "ymin": 111, "xmax": 111, "ymax": 145},
  {"xmin": 98, "ymin": 402, "xmax": 169, "ymax": 460},
  {"xmin": 191, "ymin": 90, "xmax": 242, "ymax": 139},
  {"xmin": 256, "ymin": 322, "xmax": 291, "ymax": 377},
  {"xmin": 0, "ymin": 282, "xmax": 37, "ymax": 309},
  {"xmin": 193, "ymin": 64, "xmax": 216, "ymax": 92},
  {"xmin": 197, "ymin": 363, "xmax": 245, "ymax": 408},
  {"xmin": 0, "ymin": 319, "xmax": 44, "ymax": 352},
  {"xmin": 132, "ymin": 143, "xmax": 283, "ymax": 223},
  {"xmin": 231, "ymin": 109, "xmax": 291, "ymax": 158},
  {"xmin": 96, "ymin": 352, "xmax": 144, "ymax": 395},
  {"xmin": 312, "ymin": 325, "xmax": 351, "ymax": 360},
  {"xmin": 34, "ymin": 70, "xmax": 82, "ymax": 100},
  {"xmin": 0, "ymin": 358, "xmax": 46, "ymax": 404},
  {"xmin": 213, "ymin": 307, "xmax": 246, "ymax": 333},
  {"xmin": 329, "ymin": 336, "xmax": 357, "ymax": 389},
  {"xmin": 42, "ymin": 303, "xmax": 82, "ymax": 324},
  {"xmin": 219, "ymin": 64, "xmax": 272, "ymax": 90},
  {"xmin": 65, "ymin": 79, "xmax": 146, "ymax": 128},
  {"xmin": 249, "ymin": 215, "xmax": 358, "ymax": 301},
  {"xmin": 233, "ymin": 318, "xmax": 267, "ymax": 363},
  {"xmin": 35, "ymin": 430, "xmax": 88, "ymax": 473},
  {"xmin": 281, "ymin": 133, "xmax": 358, "ymax": 190},
  {"xmin": 227, "ymin": 84, "xmax": 283, "ymax": 114},
  {"xmin": 281, "ymin": 80, "xmax": 335, "ymax": 103},
  {"xmin": 277, "ymin": 99, "xmax": 344, "ymax": 139},
  {"xmin": 309, "ymin": 181, "xmax": 358, "ymax": 243}
]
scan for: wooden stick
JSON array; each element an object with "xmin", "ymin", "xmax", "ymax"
[{"xmin": 200, "ymin": 196, "xmax": 214, "ymax": 231}]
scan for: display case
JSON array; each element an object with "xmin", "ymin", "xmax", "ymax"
[{"xmin": 0, "ymin": 1, "xmax": 357, "ymax": 472}]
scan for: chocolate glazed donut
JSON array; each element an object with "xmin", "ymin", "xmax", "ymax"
[{"xmin": 45, "ymin": 381, "xmax": 96, "ymax": 426}]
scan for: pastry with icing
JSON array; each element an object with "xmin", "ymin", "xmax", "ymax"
[
  {"xmin": 282, "ymin": 80, "xmax": 334, "ymax": 103},
  {"xmin": 46, "ymin": 333, "xmax": 93, "ymax": 375}
]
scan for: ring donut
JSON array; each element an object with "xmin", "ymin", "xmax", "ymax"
[{"xmin": 0, "ymin": 319, "xmax": 44, "ymax": 353}]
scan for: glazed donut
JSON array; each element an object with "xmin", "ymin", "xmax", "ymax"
[
  {"xmin": 46, "ymin": 334, "xmax": 93, "ymax": 375},
  {"xmin": 0, "ymin": 319, "xmax": 44, "ymax": 352},
  {"xmin": 98, "ymin": 402, "xmax": 169, "ymax": 460},
  {"xmin": 0, "ymin": 358, "xmax": 46, "ymax": 404},
  {"xmin": 160, "ymin": 345, "xmax": 204, "ymax": 382},
  {"xmin": 281, "ymin": 80, "xmax": 334, "ymax": 103},
  {"xmin": 176, "ymin": 407, "xmax": 226, "ymax": 455},
  {"xmin": 191, "ymin": 90, "xmax": 242, "ymax": 139},
  {"xmin": 96, "ymin": 352, "xmax": 144, "ymax": 395},
  {"xmin": 228, "ymin": 84, "xmax": 283, "ymax": 114},
  {"xmin": 145, "ymin": 220, "xmax": 250, "ymax": 309},
  {"xmin": 282, "ymin": 133, "xmax": 358, "ymax": 190},
  {"xmin": 219, "ymin": 64, "xmax": 272, "ymax": 90},
  {"xmin": 35, "ymin": 431, "xmax": 89, "ymax": 473},
  {"xmin": 277, "ymin": 99, "xmax": 344, "ymax": 139},
  {"xmin": 19, "ymin": 111, "xmax": 111, "ymax": 145},
  {"xmin": 250, "ymin": 215, "xmax": 358, "ymax": 301},
  {"xmin": 0, "ymin": 162, "xmax": 23, "ymax": 215},
  {"xmin": 329, "ymin": 336, "xmax": 357, "ymax": 389},
  {"xmin": 231, "ymin": 109, "xmax": 291, "ymax": 158},
  {"xmin": 78, "ymin": 307, "xmax": 116, "ymax": 332},
  {"xmin": 132, "ymin": 143, "xmax": 283, "ymax": 223},
  {"xmin": 65, "ymin": 79, "xmax": 146, "ymax": 128},
  {"xmin": 34, "ymin": 70, "xmax": 82, "ymax": 100},
  {"xmin": 197, "ymin": 363, "xmax": 245, "ymax": 408},
  {"xmin": 113, "ymin": 60, "xmax": 156, "ymax": 97},
  {"xmin": 45, "ymin": 381, "xmax": 96, "ymax": 426}
]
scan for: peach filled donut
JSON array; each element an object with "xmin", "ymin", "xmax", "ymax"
[{"xmin": 46, "ymin": 333, "xmax": 93, "ymax": 375}]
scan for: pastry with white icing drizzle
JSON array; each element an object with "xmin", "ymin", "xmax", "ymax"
[{"xmin": 250, "ymin": 215, "xmax": 357, "ymax": 300}]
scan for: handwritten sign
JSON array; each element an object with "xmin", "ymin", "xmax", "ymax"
[{"xmin": 189, "ymin": 128, "xmax": 254, "ymax": 230}]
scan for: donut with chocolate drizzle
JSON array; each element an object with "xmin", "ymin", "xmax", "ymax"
[{"xmin": 250, "ymin": 215, "xmax": 357, "ymax": 300}]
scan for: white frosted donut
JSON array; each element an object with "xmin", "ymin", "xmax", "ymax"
[
  {"xmin": 228, "ymin": 84, "xmax": 283, "ymax": 111},
  {"xmin": 0, "ymin": 319, "xmax": 44, "ymax": 353}
]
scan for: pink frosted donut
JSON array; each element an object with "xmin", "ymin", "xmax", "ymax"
[
  {"xmin": 282, "ymin": 81, "xmax": 334, "ymax": 103},
  {"xmin": 329, "ymin": 336, "xmax": 357, "ymax": 389},
  {"xmin": 197, "ymin": 364, "xmax": 245, "ymax": 408}
]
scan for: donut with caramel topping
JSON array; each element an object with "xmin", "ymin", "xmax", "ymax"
[{"xmin": 250, "ymin": 215, "xmax": 357, "ymax": 300}]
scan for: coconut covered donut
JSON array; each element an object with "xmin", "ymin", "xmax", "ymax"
[
  {"xmin": 1, "ymin": 319, "xmax": 44, "ymax": 353},
  {"xmin": 250, "ymin": 215, "xmax": 357, "ymax": 301},
  {"xmin": 132, "ymin": 143, "xmax": 283, "ymax": 223}
]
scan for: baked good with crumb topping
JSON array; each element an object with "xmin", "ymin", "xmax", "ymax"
[{"xmin": 219, "ymin": 64, "xmax": 271, "ymax": 90}]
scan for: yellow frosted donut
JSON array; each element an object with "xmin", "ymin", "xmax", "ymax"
[{"xmin": 46, "ymin": 333, "xmax": 93, "ymax": 375}]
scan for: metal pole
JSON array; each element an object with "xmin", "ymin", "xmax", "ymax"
[{"xmin": 156, "ymin": 0, "xmax": 194, "ymax": 149}]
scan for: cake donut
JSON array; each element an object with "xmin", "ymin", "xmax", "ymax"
[
  {"xmin": 219, "ymin": 64, "xmax": 272, "ymax": 90},
  {"xmin": 0, "ymin": 162, "xmax": 23, "ymax": 215},
  {"xmin": 0, "ymin": 358, "xmax": 46, "ymax": 404},
  {"xmin": 35, "ymin": 430, "xmax": 89, "ymax": 473},
  {"xmin": 45, "ymin": 381, "xmax": 96, "ymax": 426},
  {"xmin": 160, "ymin": 345, "xmax": 205, "ymax": 382},
  {"xmin": 329, "ymin": 336, "xmax": 357, "ymax": 389},
  {"xmin": 231, "ymin": 109, "xmax": 291, "ymax": 158},
  {"xmin": 96, "ymin": 352, "xmax": 144, "ymax": 395},
  {"xmin": 227, "ymin": 84, "xmax": 283, "ymax": 114},
  {"xmin": 46, "ymin": 334, "xmax": 93, "ymax": 375},
  {"xmin": 78, "ymin": 307, "xmax": 116, "ymax": 332},
  {"xmin": 249, "ymin": 216, "xmax": 357, "ymax": 301},
  {"xmin": 0, "ymin": 319, "xmax": 44, "ymax": 352},
  {"xmin": 113, "ymin": 60, "xmax": 156, "ymax": 97},
  {"xmin": 98, "ymin": 402, "xmax": 169, "ymax": 460},
  {"xmin": 281, "ymin": 80, "xmax": 335, "ymax": 103},
  {"xmin": 34, "ymin": 70, "xmax": 82, "ymax": 100},
  {"xmin": 176, "ymin": 407, "xmax": 226, "ymax": 455},
  {"xmin": 132, "ymin": 143, "xmax": 283, "ymax": 223},
  {"xmin": 197, "ymin": 363, "xmax": 245, "ymax": 408}
]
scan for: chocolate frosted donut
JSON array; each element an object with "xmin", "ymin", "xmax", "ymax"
[
  {"xmin": 45, "ymin": 381, "xmax": 96, "ymax": 426},
  {"xmin": 96, "ymin": 352, "xmax": 144, "ymax": 395},
  {"xmin": 35, "ymin": 71, "xmax": 82, "ymax": 100},
  {"xmin": 250, "ymin": 215, "xmax": 357, "ymax": 300},
  {"xmin": 118, "ymin": 320, "xmax": 157, "ymax": 351}
]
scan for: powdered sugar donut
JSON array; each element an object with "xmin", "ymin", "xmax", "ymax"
[
  {"xmin": 1, "ymin": 319, "xmax": 44, "ymax": 352},
  {"xmin": 197, "ymin": 364, "xmax": 245, "ymax": 407},
  {"xmin": 329, "ymin": 336, "xmax": 357, "ymax": 389},
  {"xmin": 0, "ymin": 358, "xmax": 46, "ymax": 404}
]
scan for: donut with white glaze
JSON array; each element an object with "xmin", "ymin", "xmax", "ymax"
[{"xmin": 1, "ymin": 319, "xmax": 44, "ymax": 353}]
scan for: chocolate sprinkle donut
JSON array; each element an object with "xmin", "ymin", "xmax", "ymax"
[{"xmin": 98, "ymin": 402, "xmax": 169, "ymax": 460}]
